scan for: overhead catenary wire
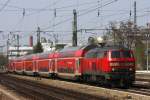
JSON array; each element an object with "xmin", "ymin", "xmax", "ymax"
[
  {"xmin": 21, "ymin": 0, "xmax": 119, "ymax": 43},
  {"xmin": 19, "ymin": 0, "xmax": 118, "ymax": 44},
  {"xmin": 23, "ymin": 2, "xmax": 99, "ymax": 36},
  {"xmin": 4, "ymin": 0, "xmax": 150, "ymax": 33},
  {"xmin": 0, "ymin": 1, "xmax": 98, "ymax": 16},
  {"xmin": 90, "ymin": 11, "xmax": 150, "ymax": 30},
  {"xmin": 51, "ymin": 0, "xmax": 150, "ymax": 31},
  {"xmin": 26, "ymin": 0, "xmax": 61, "ymax": 16},
  {"xmin": 0, "ymin": 0, "xmax": 149, "ymax": 14},
  {"xmin": 36, "ymin": 1, "xmax": 100, "ymax": 34},
  {"xmin": 2, "ymin": 0, "xmax": 150, "ymax": 47},
  {"xmin": 0, "ymin": 0, "xmax": 10, "ymax": 12},
  {"xmin": 8, "ymin": 0, "xmax": 62, "ymax": 37},
  {"xmin": 41, "ymin": 0, "xmax": 118, "ymax": 31}
]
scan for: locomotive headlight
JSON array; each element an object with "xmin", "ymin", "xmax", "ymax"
[
  {"xmin": 124, "ymin": 62, "xmax": 134, "ymax": 66},
  {"xmin": 112, "ymin": 68, "xmax": 115, "ymax": 71},
  {"xmin": 128, "ymin": 62, "xmax": 135, "ymax": 66},
  {"xmin": 129, "ymin": 68, "xmax": 133, "ymax": 71}
]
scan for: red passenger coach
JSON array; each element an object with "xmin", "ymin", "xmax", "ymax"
[
  {"xmin": 23, "ymin": 55, "xmax": 35, "ymax": 75},
  {"xmin": 8, "ymin": 59, "xmax": 16, "ymax": 73},
  {"xmin": 36, "ymin": 52, "xmax": 55, "ymax": 77},
  {"xmin": 56, "ymin": 47, "xmax": 83, "ymax": 79},
  {"xmin": 14, "ymin": 57, "xmax": 24, "ymax": 74},
  {"xmin": 56, "ymin": 45, "xmax": 98, "ymax": 80}
]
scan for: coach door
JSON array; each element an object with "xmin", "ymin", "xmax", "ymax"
[{"xmin": 50, "ymin": 59, "xmax": 55, "ymax": 73}]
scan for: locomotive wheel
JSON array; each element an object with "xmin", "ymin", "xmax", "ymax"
[
  {"xmin": 120, "ymin": 79, "xmax": 130, "ymax": 89},
  {"xmin": 75, "ymin": 76, "xmax": 82, "ymax": 82},
  {"xmin": 83, "ymin": 75, "xmax": 90, "ymax": 82},
  {"xmin": 51, "ymin": 73, "xmax": 56, "ymax": 79}
]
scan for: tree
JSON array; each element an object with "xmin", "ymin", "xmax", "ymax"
[
  {"xmin": 105, "ymin": 21, "xmax": 136, "ymax": 49},
  {"xmin": 104, "ymin": 21, "xmax": 147, "ymax": 70},
  {"xmin": 0, "ymin": 54, "xmax": 8, "ymax": 69},
  {"xmin": 33, "ymin": 42, "xmax": 43, "ymax": 53},
  {"xmin": 134, "ymin": 40, "xmax": 145, "ymax": 70}
]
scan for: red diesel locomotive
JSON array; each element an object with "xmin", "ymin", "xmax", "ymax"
[{"xmin": 8, "ymin": 44, "xmax": 135, "ymax": 88}]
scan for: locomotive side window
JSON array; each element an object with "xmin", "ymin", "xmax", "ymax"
[
  {"xmin": 97, "ymin": 51, "xmax": 107, "ymax": 58},
  {"xmin": 111, "ymin": 51, "xmax": 120, "ymax": 58},
  {"xmin": 97, "ymin": 52, "xmax": 103, "ymax": 58},
  {"xmin": 85, "ymin": 50, "xmax": 97, "ymax": 58}
]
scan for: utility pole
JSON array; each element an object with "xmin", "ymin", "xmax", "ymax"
[
  {"xmin": 7, "ymin": 34, "xmax": 9, "ymax": 60},
  {"xmin": 147, "ymin": 23, "xmax": 149, "ymax": 71},
  {"xmin": 17, "ymin": 34, "xmax": 19, "ymax": 57},
  {"xmin": 72, "ymin": 9, "xmax": 77, "ymax": 46},
  {"xmin": 37, "ymin": 27, "xmax": 41, "ymax": 43},
  {"xmin": 129, "ymin": 10, "xmax": 132, "ymax": 21},
  {"xmin": 133, "ymin": 1, "xmax": 137, "ymax": 47},
  {"xmin": 7, "ymin": 32, "xmax": 11, "ymax": 60},
  {"xmin": 53, "ymin": 33, "xmax": 58, "ymax": 44},
  {"xmin": 7, "ymin": 40, "xmax": 9, "ymax": 59},
  {"xmin": 134, "ymin": 1, "xmax": 137, "ymax": 28}
]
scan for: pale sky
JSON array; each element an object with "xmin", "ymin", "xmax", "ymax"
[{"xmin": 0, "ymin": 0, "xmax": 150, "ymax": 52}]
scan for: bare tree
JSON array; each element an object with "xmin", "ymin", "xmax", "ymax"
[
  {"xmin": 105, "ymin": 21, "xmax": 143, "ymax": 49},
  {"xmin": 105, "ymin": 21, "xmax": 147, "ymax": 70}
]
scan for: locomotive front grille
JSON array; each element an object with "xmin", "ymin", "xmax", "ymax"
[
  {"xmin": 112, "ymin": 68, "xmax": 134, "ymax": 73},
  {"xmin": 107, "ymin": 69, "xmax": 135, "ymax": 80},
  {"xmin": 115, "ymin": 68, "xmax": 128, "ymax": 72}
]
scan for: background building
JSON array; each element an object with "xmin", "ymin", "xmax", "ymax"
[{"xmin": 8, "ymin": 46, "xmax": 33, "ymax": 59}]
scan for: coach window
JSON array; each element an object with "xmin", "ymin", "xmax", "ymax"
[{"xmin": 111, "ymin": 51, "xmax": 120, "ymax": 58}]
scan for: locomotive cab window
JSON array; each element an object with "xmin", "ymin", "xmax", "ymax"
[
  {"xmin": 122, "ymin": 51, "xmax": 133, "ymax": 58},
  {"xmin": 111, "ymin": 50, "xmax": 133, "ymax": 58},
  {"xmin": 111, "ymin": 51, "xmax": 120, "ymax": 58}
]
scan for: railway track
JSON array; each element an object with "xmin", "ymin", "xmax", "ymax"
[
  {"xmin": 126, "ymin": 87, "xmax": 150, "ymax": 96},
  {"xmin": 136, "ymin": 72, "xmax": 150, "ymax": 82},
  {"xmin": 0, "ymin": 74, "xmax": 108, "ymax": 100},
  {"xmin": 0, "ymin": 73, "xmax": 150, "ymax": 100},
  {"xmin": 62, "ymin": 76, "xmax": 150, "ymax": 97}
]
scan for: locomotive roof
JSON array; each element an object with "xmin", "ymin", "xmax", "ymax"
[
  {"xmin": 59, "ymin": 45, "xmax": 129, "ymax": 52},
  {"xmin": 59, "ymin": 44, "xmax": 98, "ymax": 52},
  {"xmin": 59, "ymin": 46, "xmax": 82, "ymax": 52},
  {"xmin": 57, "ymin": 45, "xmax": 99, "ymax": 58},
  {"xmin": 37, "ymin": 51, "xmax": 53, "ymax": 59},
  {"xmin": 21, "ymin": 54, "xmax": 34, "ymax": 60},
  {"xmin": 93, "ymin": 46, "xmax": 130, "ymax": 52}
]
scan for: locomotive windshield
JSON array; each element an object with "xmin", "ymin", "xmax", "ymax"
[
  {"xmin": 111, "ymin": 51, "xmax": 120, "ymax": 58},
  {"xmin": 111, "ymin": 51, "xmax": 133, "ymax": 58},
  {"xmin": 122, "ymin": 51, "xmax": 133, "ymax": 58}
]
